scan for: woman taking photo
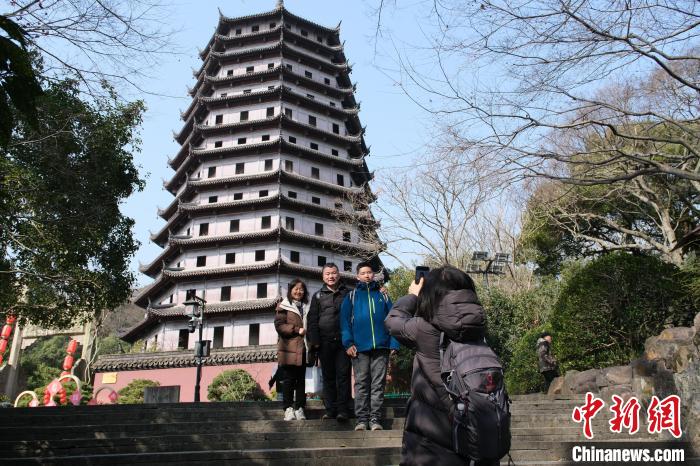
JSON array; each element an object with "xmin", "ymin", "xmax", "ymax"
[
  {"xmin": 274, "ymin": 278, "xmax": 310, "ymax": 421},
  {"xmin": 385, "ymin": 266, "xmax": 492, "ymax": 466}
]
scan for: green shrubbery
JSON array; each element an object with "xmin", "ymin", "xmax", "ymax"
[
  {"xmin": 207, "ymin": 369, "xmax": 266, "ymax": 402},
  {"xmin": 117, "ymin": 379, "xmax": 159, "ymax": 404}
]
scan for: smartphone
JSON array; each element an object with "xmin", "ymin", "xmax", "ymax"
[{"xmin": 415, "ymin": 266, "xmax": 430, "ymax": 284}]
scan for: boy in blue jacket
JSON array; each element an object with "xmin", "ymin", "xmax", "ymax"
[{"xmin": 341, "ymin": 262, "xmax": 399, "ymax": 431}]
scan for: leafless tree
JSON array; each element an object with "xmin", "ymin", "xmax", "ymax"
[
  {"xmin": 3, "ymin": 0, "xmax": 177, "ymax": 96},
  {"xmin": 372, "ymin": 0, "xmax": 700, "ymax": 188}
]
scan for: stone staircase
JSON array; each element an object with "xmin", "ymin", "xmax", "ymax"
[{"xmin": 0, "ymin": 394, "xmax": 693, "ymax": 465}]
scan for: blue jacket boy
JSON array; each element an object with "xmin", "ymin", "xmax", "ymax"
[{"xmin": 340, "ymin": 280, "xmax": 399, "ymax": 353}]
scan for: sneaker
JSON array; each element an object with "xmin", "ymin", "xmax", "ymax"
[
  {"xmin": 336, "ymin": 412, "xmax": 349, "ymax": 422},
  {"xmin": 322, "ymin": 412, "xmax": 336, "ymax": 420},
  {"xmin": 283, "ymin": 407, "xmax": 295, "ymax": 421},
  {"xmin": 354, "ymin": 422, "xmax": 368, "ymax": 431},
  {"xmin": 294, "ymin": 407, "xmax": 306, "ymax": 420},
  {"xmin": 369, "ymin": 419, "xmax": 383, "ymax": 431}
]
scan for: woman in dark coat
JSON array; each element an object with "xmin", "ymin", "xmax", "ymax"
[
  {"xmin": 385, "ymin": 266, "xmax": 491, "ymax": 466},
  {"xmin": 274, "ymin": 278, "xmax": 310, "ymax": 421}
]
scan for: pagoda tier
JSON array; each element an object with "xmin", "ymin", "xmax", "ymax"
[{"xmin": 125, "ymin": 2, "xmax": 385, "ymax": 360}]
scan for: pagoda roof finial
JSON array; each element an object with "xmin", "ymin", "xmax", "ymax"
[{"xmin": 277, "ymin": 0, "xmax": 284, "ymax": 9}]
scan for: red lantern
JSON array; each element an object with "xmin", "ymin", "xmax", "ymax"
[
  {"xmin": 62, "ymin": 355, "xmax": 75, "ymax": 371},
  {"xmin": 1, "ymin": 325, "xmax": 11, "ymax": 339},
  {"xmin": 0, "ymin": 339, "xmax": 7, "ymax": 354},
  {"xmin": 67, "ymin": 339, "xmax": 78, "ymax": 355}
]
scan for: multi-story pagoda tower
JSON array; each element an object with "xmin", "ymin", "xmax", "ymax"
[{"xmin": 93, "ymin": 2, "xmax": 384, "ymax": 401}]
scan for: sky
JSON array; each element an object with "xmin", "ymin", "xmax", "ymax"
[{"xmin": 123, "ymin": 0, "xmax": 434, "ymax": 286}]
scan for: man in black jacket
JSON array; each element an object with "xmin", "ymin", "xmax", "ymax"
[{"xmin": 308, "ymin": 263, "xmax": 352, "ymax": 421}]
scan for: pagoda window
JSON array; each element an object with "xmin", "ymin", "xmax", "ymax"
[
  {"xmin": 311, "ymin": 196, "xmax": 320, "ymax": 204},
  {"xmin": 208, "ymin": 195, "xmax": 218, "ymax": 203},
  {"xmin": 220, "ymin": 92, "xmax": 227, "ymax": 98},
  {"xmin": 315, "ymin": 223, "xmax": 324, "ymax": 236},
  {"xmin": 243, "ymin": 89, "xmax": 251, "ymax": 94},
  {"xmin": 285, "ymin": 23, "xmax": 292, "ymax": 30},
  {"xmin": 317, "ymin": 256, "xmax": 327, "ymax": 267},
  {"xmin": 252, "ymin": 25, "xmax": 259, "ymax": 32},
  {"xmin": 288, "ymin": 136, "xmax": 297, "ymax": 144},
  {"xmin": 290, "ymin": 250, "xmax": 300, "ymax": 263},
  {"xmin": 207, "ymin": 167, "xmax": 216, "ymax": 178},
  {"xmin": 268, "ymin": 85, "xmax": 275, "ymax": 91},
  {"xmin": 286, "ymin": 217, "xmax": 295, "ymax": 230},
  {"xmin": 237, "ymin": 137, "xmax": 247, "ymax": 145},
  {"xmin": 227, "ymin": 69, "xmax": 233, "ymax": 76},
  {"xmin": 255, "ymin": 250, "xmax": 265, "ymax": 261},
  {"xmin": 235, "ymin": 28, "xmax": 242, "ymax": 35},
  {"xmin": 288, "ymin": 191, "xmax": 297, "ymax": 199},
  {"xmin": 229, "ymin": 219, "xmax": 239, "ymax": 232},
  {"xmin": 329, "ymin": 101, "xmax": 336, "ymax": 107},
  {"xmin": 226, "ymin": 252, "xmax": 236, "ymax": 263},
  {"xmin": 196, "ymin": 256, "xmax": 206, "ymax": 267},
  {"xmin": 307, "ymin": 94, "xmax": 315, "ymax": 100},
  {"xmin": 213, "ymin": 326, "xmax": 225, "ymax": 349},
  {"xmin": 324, "ymin": 77, "xmax": 331, "ymax": 85},
  {"xmin": 259, "ymin": 189, "xmax": 269, "ymax": 197},
  {"xmin": 249, "ymin": 323, "xmax": 260, "ymax": 345},
  {"xmin": 342, "ymin": 231, "xmax": 351, "ymax": 242},
  {"xmin": 344, "ymin": 260, "xmax": 353, "ymax": 272},
  {"xmin": 246, "ymin": 66, "xmax": 254, "ymax": 74},
  {"xmin": 220, "ymin": 286, "xmax": 231, "ymax": 302},
  {"xmin": 311, "ymin": 167, "xmax": 320, "ymax": 179},
  {"xmin": 199, "ymin": 223, "xmax": 209, "ymax": 236},
  {"xmin": 233, "ymin": 193, "xmax": 243, "ymax": 200},
  {"xmin": 214, "ymin": 140, "xmax": 223, "ymax": 148},
  {"xmin": 235, "ymin": 163, "xmax": 245, "ymax": 174},
  {"xmin": 308, "ymin": 115, "xmax": 317, "ymax": 126},
  {"xmin": 301, "ymin": 29, "xmax": 308, "ymax": 37},
  {"xmin": 305, "ymin": 71, "xmax": 312, "ymax": 78},
  {"xmin": 332, "ymin": 123, "xmax": 340, "ymax": 134},
  {"xmin": 186, "ymin": 289, "xmax": 196, "ymax": 300},
  {"xmin": 331, "ymin": 149, "xmax": 339, "ymax": 156},
  {"xmin": 257, "ymin": 283, "xmax": 267, "ymax": 298},
  {"xmin": 261, "ymin": 134, "xmax": 270, "ymax": 141},
  {"xmin": 215, "ymin": 114, "xmax": 223, "ymax": 125},
  {"xmin": 317, "ymin": 35, "xmax": 323, "ymax": 43},
  {"xmin": 169, "ymin": 294, "xmax": 173, "ymax": 304},
  {"xmin": 186, "ymin": 228, "xmax": 190, "ymax": 236},
  {"xmin": 266, "ymin": 107, "xmax": 275, "ymax": 117},
  {"xmin": 310, "ymin": 142, "xmax": 318, "ymax": 150},
  {"xmin": 335, "ymin": 202, "xmax": 343, "ymax": 209},
  {"xmin": 240, "ymin": 110, "xmax": 249, "ymax": 121},
  {"xmin": 285, "ymin": 108, "xmax": 293, "ymax": 117},
  {"xmin": 269, "ymin": 22, "xmax": 276, "ymax": 29},
  {"xmin": 268, "ymin": 62, "xmax": 275, "ymax": 69},
  {"xmin": 284, "ymin": 160, "xmax": 293, "ymax": 171},
  {"xmin": 261, "ymin": 216, "xmax": 271, "ymax": 229},
  {"xmin": 285, "ymin": 63, "xmax": 292, "ymax": 71},
  {"xmin": 264, "ymin": 159, "xmax": 273, "ymax": 171},
  {"xmin": 337, "ymin": 174, "xmax": 344, "ymax": 186},
  {"xmin": 178, "ymin": 329, "xmax": 189, "ymax": 349}
]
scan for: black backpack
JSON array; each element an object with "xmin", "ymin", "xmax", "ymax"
[{"xmin": 440, "ymin": 334, "xmax": 512, "ymax": 463}]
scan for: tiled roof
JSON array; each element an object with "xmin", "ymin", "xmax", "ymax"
[{"xmin": 93, "ymin": 344, "xmax": 278, "ymax": 371}]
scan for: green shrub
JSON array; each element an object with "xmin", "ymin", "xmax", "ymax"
[
  {"xmin": 19, "ymin": 335, "xmax": 72, "ymax": 389},
  {"xmin": 207, "ymin": 369, "xmax": 266, "ymax": 402},
  {"xmin": 505, "ymin": 326, "xmax": 549, "ymax": 395},
  {"xmin": 551, "ymin": 252, "xmax": 696, "ymax": 372},
  {"xmin": 117, "ymin": 379, "xmax": 159, "ymax": 404},
  {"xmin": 94, "ymin": 335, "xmax": 132, "ymax": 357}
]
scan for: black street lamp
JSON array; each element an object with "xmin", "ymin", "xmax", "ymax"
[
  {"xmin": 184, "ymin": 295, "xmax": 209, "ymax": 402},
  {"xmin": 467, "ymin": 251, "xmax": 511, "ymax": 287}
]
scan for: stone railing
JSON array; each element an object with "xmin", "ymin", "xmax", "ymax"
[{"xmin": 549, "ymin": 312, "xmax": 700, "ymax": 447}]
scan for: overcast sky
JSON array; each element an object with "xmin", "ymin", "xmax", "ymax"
[{"xmin": 124, "ymin": 0, "xmax": 433, "ymax": 286}]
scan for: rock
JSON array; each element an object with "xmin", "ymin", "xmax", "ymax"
[
  {"xmin": 600, "ymin": 384, "xmax": 633, "ymax": 401},
  {"xmin": 671, "ymin": 345, "xmax": 697, "ymax": 373},
  {"xmin": 596, "ymin": 365, "xmax": 632, "ymax": 387},
  {"xmin": 694, "ymin": 312, "xmax": 700, "ymax": 334},
  {"xmin": 657, "ymin": 327, "xmax": 695, "ymax": 342},
  {"xmin": 632, "ymin": 374, "xmax": 655, "ymax": 399},
  {"xmin": 548, "ymin": 376, "xmax": 564, "ymax": 396},
  {"xmin": 561, "ymin": 370, "xmax": 579, "ymax": 395},
  {"xmin": 570, "ymin": 369, "xmax": 600, "ymax": 394}
]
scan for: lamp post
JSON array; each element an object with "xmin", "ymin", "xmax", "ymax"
[
  {"xmin": 467, "ymin": 251, "xmax": 511, "ymax": 287},
  {"xmin": 184, "ymin": 295, "xmax": 209, "ymax": 402}
]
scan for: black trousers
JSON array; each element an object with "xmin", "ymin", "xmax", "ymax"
[
  {"xmin": 281, "ymin": 362, "xmax": 306, "ymax": 410},
  {"xmin": 542, "ymin": 369, "xmax": 558, "ymax": 392},
  {"xmin": 319, "ymin": 339, "xmax": 352, "ymax": 415}
]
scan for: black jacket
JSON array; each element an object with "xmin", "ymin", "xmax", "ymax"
[
  {"xmin": 385, "ymin": 290, "xmax": 486, "ymax": 466},
  {"xmin": 307, "ymin": 283, "xmax": 351, "ymax": 346}
]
